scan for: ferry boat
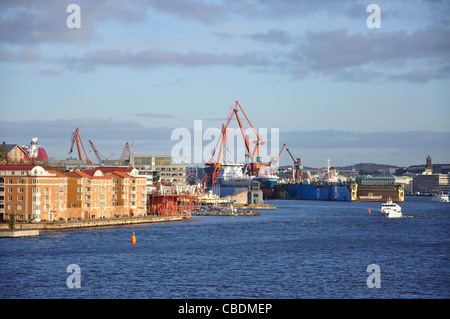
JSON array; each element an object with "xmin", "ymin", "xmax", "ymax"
[
  {"xmin": 381, "ymin": 198, "xmax": 402, "ymax": 218},
  {"xmin": 431, "ymin": 192, "xmax": 449, "ymax": 202}
]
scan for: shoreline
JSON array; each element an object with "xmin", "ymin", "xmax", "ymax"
[
  {"xmin": 0, "ymin": 215, "xmax": 186, "ymax": 231},
  {"xmin": 192, "ymin": 210, "xmax": 261, "ymax": 216}
]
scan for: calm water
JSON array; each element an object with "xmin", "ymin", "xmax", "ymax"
[{"xmin": 0, "ymin": 197, "xmax": 448, "ymax": 299}]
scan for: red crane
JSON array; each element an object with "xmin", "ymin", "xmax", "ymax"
[
  {"xmin": 120, "ymin": 142, "xmax": 130, "ymax": 161},
  {"xmin": 203, "ymin": 101, "xmax": 267, "ymax": 186},
  {"xmin": 88, "ymin": 140, "xmax": 102, "ymax": 164},
  {"xmin": 286, "ymin": 148, "xmax": 302, "ymax": 182},
  {"xmin": 270, "ymin": 143, "xmax": 286, "ymax": 166},
  {"xmin": 69, "ymin": 128, "xmax": 93, "ymax": 164}
]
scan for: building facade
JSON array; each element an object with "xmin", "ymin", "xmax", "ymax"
[
  {"xmin": 0, "ymin": 165, "xmax": 148, "ymax": 222},
  {"xmin": 413, "ymin": 174, "xmax": 450, "ymax": 195},
  {"xmin": 1, "ymin": 143, "xmax": 28, "ymax": 164},
  {"xmin": 0, "ymin": 165, "xmax": 68, "ymax": 222}
]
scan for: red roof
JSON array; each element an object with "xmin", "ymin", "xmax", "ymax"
[
  {"xmin": 92, "ymin": 167, "xmax": 135, "ymax": 173},
  {"xmin": 0, "ymin": 165, "xmax": 41, "ymax": 171}
]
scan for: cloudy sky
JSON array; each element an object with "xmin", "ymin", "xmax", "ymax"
[{"xmin": 1, "ymin": 0, "xmax": 449, "ymax": 168}]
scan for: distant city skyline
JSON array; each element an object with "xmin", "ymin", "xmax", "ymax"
[{"xmin": 1, "ymin": 0, "xmax": 449, "ymax": 167}]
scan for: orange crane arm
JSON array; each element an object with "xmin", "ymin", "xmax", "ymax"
[
  {"xmin": 233, "ymin": 108, "xmax": 254, "ymax": 157},
  {"xmin": 286, "ymin": 148, "xmax": 296, "ymax": 163},
  {"xmin": 68, "ymin": 128, "xmax": 93, "ymax": 164},
  {"xmin": 89, "ymin": 140, "xmax": 102, "ymax": 163},
  {"xmin": 120, "ymin": 142, "xmax": 130, "ymax": 161},
  {"xmin": 271, "ymin": 143, "xmax": 286, "ymax": 165}
]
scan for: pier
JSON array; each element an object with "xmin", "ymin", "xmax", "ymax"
[
  {"xmin": 0, "ymin": 215, "xmax": 185, "ymax": 232},
  {"xmin": 0, "ymin": 230, "xmax": 39, "ymax": 238}
]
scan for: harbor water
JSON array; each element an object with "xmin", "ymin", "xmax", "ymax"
[{"xmin": 0, "ymin": 197, "xmax": 448, "ymax": 299}]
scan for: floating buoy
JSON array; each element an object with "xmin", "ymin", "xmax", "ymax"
[
  {"xmin": 368, "ymin": 207, "xmax": 371, "ymax": 214},
  {"xmin": 131, "ymin": 232, "xmax": 136, "ymax": 244}
]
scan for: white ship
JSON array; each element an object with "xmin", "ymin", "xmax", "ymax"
[
  {"xmin": 381, "ymin": 198, "xmax": 402, "ymax": 218},
  {"xmin": 432, "ymin": 192, "xmax": 449, "ymax": 202},
  {"xmin": 215, "ymin": 163, "xmax": 254, "ymax": 187}
]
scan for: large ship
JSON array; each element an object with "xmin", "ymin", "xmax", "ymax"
[
  {"xmin": 273, "ymin": 183, "xmax": 357, "ymax": 201},
  {"xmin": 272, "ymin": 159, "xmax": 357, "ymax": 201},
  {"xmin": 211, "ymin": 162, "xmax": 253, "ymax": 197},
  {"xmin": 215, "ymin": 163, "xmax": 254, "ymax": 187},
  {"xmin": 22, "ymin": 137, "xmax": 48, "ymax": 162}
]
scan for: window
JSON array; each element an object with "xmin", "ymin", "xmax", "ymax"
[
  {"xmin": 17, "ymin": 204, "xmax": 23, "ymax": 210},
  {"xmin": 18, "ymin": 196, "xmax": 24, "ymax": 201}
]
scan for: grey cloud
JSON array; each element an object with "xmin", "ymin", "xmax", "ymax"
[
  {"xmin": 135, "ymin": 112, "xmax": 174, "ymax": 118},
  {"xmin": 0, "ymin": 117, "xmax": 176, "ymax": 159},
  {"xmin": 290, "ymin": 25, "xmax": 450, "ymax": 82},
  {"xmin": 1, "ymin": 118, "xmax": 448, "ymax": 166},
  {"xmin": 0, "ymin": 0, "xmax": 146, "ymax": 45},
  {"xmin": 61, "ymin": 48, "xmax": 272, "ymax": 72},
  {"xmin": 279, "ymin": 130, "xmax": 450, "ymax": 167},
  {"xmin": 244, "ymin": 29, "xmax": 292, "ymax": 44},
  {"xmin": 281, "ymin": 130, "xmax": 450, "ymax": 150}
]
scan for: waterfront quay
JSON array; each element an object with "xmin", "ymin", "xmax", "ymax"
[{"xmin": 0, "ymin": 215, "xmax": 185, "ymax": 231}]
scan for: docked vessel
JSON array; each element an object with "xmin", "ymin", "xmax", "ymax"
[
  {"xmin": 272, "ymin": 158, "xmax": 357, "ymax": 201},
  {"xmin": 215, "ymin": 163, "xmax": 254, "ymax": 187},
  {"xmin": 432, "ymin": 192, "xmax": 449, "ymax": 202},
  {"xmin": 211, "ymin": 163, "xmax": 253, "ymax": 197},
  {"xmin": 22, "ymin": 137, "xmax": 48, "ymax": 162},
  {"xmin": 273, "ymin": 183, "xmax": 357, "ymax": 201},
  {"xmin": 381, "ymin": 198, "xmax": 403, "ymax": 218}
]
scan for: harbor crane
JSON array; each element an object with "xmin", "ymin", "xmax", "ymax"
[
  {"xmin": 69, "ymin": 128, "xmax": 93, "ymax": 164},
  {"xmin": 270, "ymin": 143, "xmax": 286, "ymax": 166},
  {"xmin": 120, "ymin": 142, "xmax": 130, "ymax": 161},
  {"xmin": 286, "ymin": 148, "xmax": 302, "ymax": 182},
  {"xmin": 203, "ymin": 101, "xmax": 267, "ymax": 186},
  {"xmin": 88, "ymin": 140, "xmax": 109, "ymax": 164}
]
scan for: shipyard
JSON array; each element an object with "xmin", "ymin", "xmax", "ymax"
[
  {"xmin": 1, "ymin": 1, "xmax": 450, "ymax": 307},
  {"xmin": 1, "ymin": 101, "xmax": 449, "ymax": 235}
]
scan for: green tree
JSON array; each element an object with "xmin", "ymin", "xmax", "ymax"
[{"xmin": 9, "ymin": 213, "xmax": 16, "ymax": 231}]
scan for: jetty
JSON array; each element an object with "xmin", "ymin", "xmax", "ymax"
[
  {"xmin": 0, "ymin": 230, "xmax": 40, "ymax": 238},
  {"xmin": 0, "ymin": 215, "xmax": 184, "ymax": 232},
  {"xmin": 192, "ymin": 209, "xmax": 260, "ymax": 216}
]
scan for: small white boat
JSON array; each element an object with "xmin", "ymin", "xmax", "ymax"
[
  {"xmin": 431, "ymin": 192, "xmax": 449, "ymax": 202},
  {"xmin": 381, "ymin": 198, "xmax": 402, "ymax": 218}
]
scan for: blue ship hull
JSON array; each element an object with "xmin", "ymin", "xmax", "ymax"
[{"xmin": 280, "ymin": 183, "xmax": 353, "ymax": 201}]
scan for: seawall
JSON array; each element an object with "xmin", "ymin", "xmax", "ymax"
[{"xmin": 0, "ymin": 215, "xmax": 185, "ymax": 231}]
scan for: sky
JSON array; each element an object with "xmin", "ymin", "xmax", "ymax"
[{"xmin": 1, "ymin": 0, "xmax": 449, "ymax": 168}]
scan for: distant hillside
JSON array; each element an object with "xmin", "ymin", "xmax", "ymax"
[{"xmin": 336, "ymin": 163, "xmax": 399, "ymax": 174}]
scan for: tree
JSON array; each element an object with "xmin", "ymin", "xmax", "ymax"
[{"xmin": 9, "ymin": 213, "xmax": 16, "ymax": 231}]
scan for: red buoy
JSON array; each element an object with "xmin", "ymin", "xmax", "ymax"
[{"xmin": 131, "ymin": 232, "xmax": 136, "ymax": 244}]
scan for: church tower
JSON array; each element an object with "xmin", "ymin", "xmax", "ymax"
[{"xmin": 424, "ymin": 154, "xmax": 433, "ymax": 174}]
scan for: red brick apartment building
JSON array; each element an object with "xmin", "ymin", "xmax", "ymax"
[{"xmin": 0, "ymin": 165, "xmax": 147, "ymax": 222}]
